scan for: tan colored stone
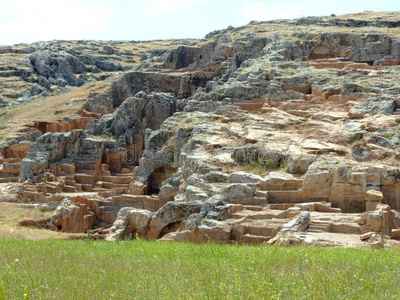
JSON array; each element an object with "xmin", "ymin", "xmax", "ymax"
[
  {"xmin": 49, "ymin": 199, "xmax": 95, "ymax": 233},
  {"xmin": 365, "ymin": 190, "xmax": 383, "ymax": 201},
  {"xmin": 366, "ymin": 201, "xmax": 379, "ymax": 212},
  {"xmin": 360, "ymin": 232, "xmax": 374, "ymax": 241},
  {"xmin": 391, "ymin": 229, "xmax": 400, "ymax": 240}
]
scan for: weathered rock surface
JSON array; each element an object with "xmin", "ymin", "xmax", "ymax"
[
  {"xmin": 3, "ymin": 12, "xmax": 400, "ymax": 248},
  {"xmin": 48, "ymin": 198, "xmax": 95, "ymax": 233},
  {"xmin": 106, "ymin": 207, "xmax": 154, "ymax": 241}
]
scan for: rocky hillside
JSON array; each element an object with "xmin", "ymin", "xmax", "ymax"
[{"xmin": 1, "ymin": 11, "xmax": 400, "ymax": 247}]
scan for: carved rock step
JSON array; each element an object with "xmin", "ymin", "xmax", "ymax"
[
  {"xmin": 0, "ymin": 166, "xmax": 20, "ymax": 177},
  {"xmin": 242, "ymin": 225, "xmax": 277, "ymax": 237},
  {"xmin": 81, "ymin": 184, "xmax": 94, "ymax": 192},
  {"xmin": 239, "ymin": 233, "xmax": 272, "ymax": 244},
  {"xmin": 307, "ymin": 229, "xmax": 326, "ymax": 233},
  {"xmin": 64, "ymin": 179, "xmax": 76, "ymax": 186},
  {"xmin": 90, "ymin": 221, "xmax": 112, "ymax": 235},
  {"xmin": 242, "ymin": 205, "xmax": 265, "ymax": 211},
  {"xmin": 94, "ymin": 181, "xmax": 130, "ymax": 189},
  {"xmin": 93, "ymin": 221, "xmax": 112, "ymax": 229},
  {"xmin": 45, "ymin": 182, "xmax": 64, "ymax": 193},
  {"xmin": 267, "ymin": 190, "xmax": 309, "ymax": 203},
  {"xmin": 78, "ymin": 169, "xmax": 97, "ymax": 175},
  {"xmin": 23, "ymin": 191, "xmax": 47, "ymax": 202},
  {"xmin": 228, "ymin": 197, "xmax": 268, "ymax": 205},
  {"xmin": 75, "ymin": 161, "xmax": 99, "ymax": 174},
  {"xmin": 74, "ymin": 174, "xmax": 95, "ymax": 185},
  {"xmin": 309, "ymin": 212, "xmax": 361, "ymax": 234},
  {"xmin": 93, "ymin": 188, "xmax": 109, "ymax": 193},
  {"xmin": 63, "ymin": 185, "xmax": 83, "ymax": 193},
  {"xmin": 229, "ymin": 218, "xmax": 288, "ymax": 234},
  {"xmin": 0, "ymin": 177, "xmax": 19, "ymax": 183},
  {"xmin": 95, "ymin": 175, "xmax": 133, "ymax": 184},
  {"xmin": 98, "ymin": 205, "xmax": 121, "ymax": 223},
  {"xmin": 100, "ymin": 205, "xmax": 121, "ymax": 214},
  {"xmin": 260, "ymin": 175, "xmax": 303, "ymax": 191},
  {"xmin": 97, "ymin": 196, "xmax": 162, "ymax": 223},
  {"xmin": 73, "ymin": 153, "xmax": 102, "ymax": 161},
  {"xmin": 308, "ymin": 221, "xmax": 332, "ymax": 233},
  {"xmin": 230, "ymin": 209, "xmax": 298, "ymax": 220},
  {"xmin": 106, "ymin": 194, "xmax": 162, "ymax": 212}
]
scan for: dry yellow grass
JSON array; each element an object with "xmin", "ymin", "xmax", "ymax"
[
  {"xmin": 0, "ymin": 202, "xmax": 58, "ymax": 240},
  {"xmin": 232, "ymin": 11, "xmax": 400, "ymax": 41},
  {"xmin": 326, "ymin": 11, "xmax": 400, "ymax": 21},
  {"xmin": 0, "ymin": 200, "xmax": 89, "ymax": 240},
  {"xmin": 0, "ymin": 81, "xmax": 110, "ymax": 141}
]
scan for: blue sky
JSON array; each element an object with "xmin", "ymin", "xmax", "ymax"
[{"xmin": 0, "ymin": 0, "xmax": 398, "ymax": 45}]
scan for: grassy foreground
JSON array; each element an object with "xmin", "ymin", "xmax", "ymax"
[{"xmin": 0, "ymin": 238, "xmax": 400, "ymax": 299}]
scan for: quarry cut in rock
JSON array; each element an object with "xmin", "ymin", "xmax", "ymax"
[{"xmin": 2, "ymin": 12, "xmax": 400, "ymax": 248}]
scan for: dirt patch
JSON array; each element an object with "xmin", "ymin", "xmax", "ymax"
[
  {"xmin": 0, "ymin": 202, "xmax": 83, "ymax": 240},
  {"xmin": 18, "ymin": 218, "xmax": 48, "ymax": 229}
]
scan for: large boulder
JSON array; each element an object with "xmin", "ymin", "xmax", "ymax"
[
  {"xmin": 108, "ymin": 71, "xmax": 187, "ymax": 106},
  {"xmin": 106, "ymin": 207, "xmax": 154, "ymax": 241},
  {"xmin": 48, "ymin": 199, "xmax": 95, "ymax": 233},
  {"xmin": 349, "ymin": 96, "xmax": 399, "ymax": 118},
  {"xmin": 77, "ymin": 54, "xmax": 120, "ymax": 71},
  {"xmin": 222, "ymin": 184, "xmax": 256, "ymax": 200},
  {"xmin": 110, "ymin": 92, "xmax": 176, "ymax": 135},
  {"xmin": 147, "ymin": 201, "xmax": 202, "ymax": 239},
  {"xmin": 161, "ymin": 219, "xmax": 232, "ymax": 243},
  {"xmin": 286, "ymin": 155, "xmax": 316, "ymax": 174},
  {"xmin": 84, "ymin": 93, "xmax": 113, "ymax": 113},
  {"xmin": 87, "ymin": 92, "xmax": 176, "ymax": 141},
  {"xmin": 29, "ymin": 50, "xmax": 87, "ymax": 86}
]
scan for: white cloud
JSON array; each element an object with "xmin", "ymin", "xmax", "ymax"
[{"xmin": 0, "ymin": 0, "xmax": 115, "ymax": 45}]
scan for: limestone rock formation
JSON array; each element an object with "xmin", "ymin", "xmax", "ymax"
[
  {"xmin": 3, "ymin": 12, "xmax": 400, "ymax": 248},
  {"xmin": 106, "ymin": 207, "xmax": 154, "ymax": 241},
  {"xmin": 49, "ymin": 198, "xmax": 95, "ymax": 233}
]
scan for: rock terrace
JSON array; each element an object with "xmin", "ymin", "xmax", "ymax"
[{"xmin": 1, "ymin": 11, "xmax": 400, "ymax": 248}]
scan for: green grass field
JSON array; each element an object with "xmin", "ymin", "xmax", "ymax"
[{"xmin": 0, "ymin": 238, "xmax": 399, "ymax": 299}]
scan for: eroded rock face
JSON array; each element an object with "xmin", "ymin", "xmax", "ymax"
[
  {"xmin": 49, "ymin": 199, "xmax": 95, "ymax": 233},
  {"xmin": 349, "ymin": 96, "xmax": 399, "ymax": 118},
  {"xmin": 4, "ymin": 13, "xmax": 400, "ymax": 248},
  {"xmin": 286, "ymin": 155, "xmax": 316, "ymax": 174},
  {"xmin": 29, "ymin": 50, "xmax": 120, "ymax": 88},
  {"xmin": 87, "ymin": 92, "xmax": 176, "ymax": 136},
  {"xmin": 19, "ymin": 130, "xmax": 87, "ymax": 181},
  {"xmin": 147, "ymin": 201, "xmax": 202, "ymax": 239},
  {"xmin": 84, "ymin": 93, "xmax": 113, "ymax": 113},
  {"xmin": 29, "ymin": 51, "xmax": 87, "ymax": 86},
  {"xmin": 106, "ymin": 207, "xmax": 154, "ymax": 241}
]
